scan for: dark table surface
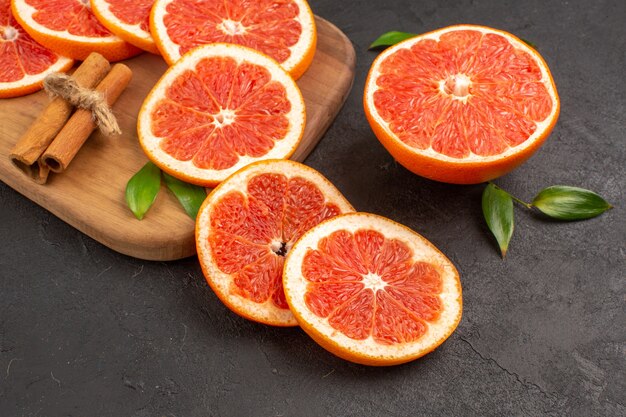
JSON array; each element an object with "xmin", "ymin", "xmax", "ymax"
[{"xmin": 2, "ymin": 0, "xmax": 625, "ymax": 416}]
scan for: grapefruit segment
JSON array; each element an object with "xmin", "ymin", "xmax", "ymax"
[
  {"xmin": 364, "ymin": 24, "xmax": 560, "ymax": 184},
  {"xmin": 1, "ymin": 0, "xmax": 72, "ymax": 98},
  {"xmin": 304, "ymin": 282, "xmax": 365, "ymax": 317},
  {"xmin": 373, "ymin": 290, "xmax": 427, "ymax": 344},
  {"xmin": 11, "ymin": 0, "xmax": 141, "ymax": 61},
  {"xmin": 283, "ymin": 212, "xmax": 462, "ymax": 365},
  {"xmin": 150, "ymin": 0, "xmax": 316, "ymax": 79},
  {"xmin": 328, "ymin": 289, "xmax": 374, "ymax": 340},
  {"xmin": 196, "ymin": 160, "xmax": 354, "ymax": 326},
  {"xmin": 138, "ymin": 43, "xmax": 305, "ymax": 187},
  {"xmin": 385, "ymin": 287, "xmax": 442, "ymax": 321}
]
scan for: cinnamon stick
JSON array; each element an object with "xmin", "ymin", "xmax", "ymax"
[
  {"xmin": 42, "ymin": 64, "xmax": 133, "ymax": 173},
  {"xmin": 10, "ymin": 53, "xmax": 110, "ymax": 182}
]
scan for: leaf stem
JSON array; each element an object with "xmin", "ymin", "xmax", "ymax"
[
  {"xmin": 488, "ymin": 182, "xmax": 532, "ymax": 209},
  {"xmin": 510, "ymin": 194, "xmax": 533, "ymax": 209}
]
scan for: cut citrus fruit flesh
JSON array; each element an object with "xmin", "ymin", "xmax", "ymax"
[
  {"xmin": 364, "ymin": 24, "xmax": 560, "ymax": 184},
  {"xmin": 284, "ymin": 212, "xmax": 462, "ymax": 365},
  {"xmin": 11, "ymin": 0, "xmax": 141, "ymax": 61},
  {"xmin": 1, "ymin": 0, "xmax": 72, "ymax": 98},
  {"xmin": 138, "ymin": 43, "xmax": 306, "ymax": 187},
  {"xmin": 196, "ymin": 159, "xmax": 354, "ymax": 326},
  {"xmin": 150, "ymin": 0, "xmax": 316, "ymax": 79},
  {"xmin": 90, "ymin": 0, "xmax": 159, "ymax": 54}
]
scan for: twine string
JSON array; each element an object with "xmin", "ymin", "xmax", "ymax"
[{"xmin": 43, "ymin": 73, "xmax": 121, "ymax": 136}]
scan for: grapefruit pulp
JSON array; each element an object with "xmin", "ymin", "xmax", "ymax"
[
  {"xmin": 195, "ymin": 160, "xmax": 354, "ymax": 326},
  {"xmin": 90, "ymin": 0, "xmax": 158, "ymax": 54},
  {"xmin": 137, "ymin": 43, "xmax": 306, "ymax": 187},
  {"xmin": 150, "ymin": 0, "xmax": 316, "ymax": 79},
  {"xmin": 0, "ymin": 0, "xmax": 73, "ymax": 98},
  {"xmin": 11, "ymin": 0, "xmax": 141, "ymax": 61},
  {"xmin": 364, "ymin": 25, "xmax": 560, "ymax": 184},
  {"xmin": 283, "ymin": 212, "xmax": 462, "ymax": 365}
]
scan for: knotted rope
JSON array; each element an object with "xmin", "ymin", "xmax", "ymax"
[{"xmin": 43, "ymin": 73, "xmax": 121, "ymax": 136}]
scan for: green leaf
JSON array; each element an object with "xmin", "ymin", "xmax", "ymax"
[
  {"xmin": 482, "ymin": 183, "xmax": 515, "ymax": 258},
  {"xmin": 125, "ymin": 161, "xmax": 161, "ymax": 220},
  {"xmin": 369, "ymin": 31, "xmax": 417, "ymax": 50},
  {"xmin": 531, "ymin": 186, "xmax": 612, "ymax": 220},
  {"xmin": 162, "ymin": 173, "xmax": 207, "ymax": 220},
  {"xmin": 520, "ymin": 38, "xmax": 537, "ymax": 49}
]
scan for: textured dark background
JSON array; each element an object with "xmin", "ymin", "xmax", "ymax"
[{"xmin": 1, "ymin": 0, "xmax": 625, "ymax": 416}]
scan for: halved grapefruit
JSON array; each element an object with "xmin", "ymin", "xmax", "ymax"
[
  {"xmin": 90, "ymin": 0, "xmax": 159, "ymax": 54},
  {"xmin": 138, "ymin": 43, "xmax": 306, "ymax": 187},
  {"xmin": 364, "ymin": 25, "xmax": 560, "ymax": 184},
  {"xmin": 196, "ymin": 160, "xmax": 354, "ymax": 326},
  {"xmin": 283, "ymin": 212, "xmax": 462, "ymax": 365},
  {"xmin": 150, "ymin": 0, "xmax": 316, "ymax": 79},
  {"xmin": 1, "ymin": 0, "xmax": 73, "ymax": 98},
  {"xmin": 11, "ymin": 0, "xmax": 141, "ymax": 61}
]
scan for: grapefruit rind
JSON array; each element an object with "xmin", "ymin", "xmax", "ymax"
[
  {"xmin": 196, "ymin": 159, "xmax": 355, "ymax": 327},
  {"xmin": 364, "ymin": 24, "xmax": 560, "ymax": 184},
  {"xmin": 149, "ymin": 0, "xmax": 316, "ymax": 78},
  {"xmin": 11, "ymin": 0, "xmax": 141, "ymax": 61},
  {"xmin": 137, "ymin": 43, "xmax": 306, "ymax": 187},
  {"xmin": 90, "ymin": 0, "xmax": 159, "ymax": 54},
  {"xmin": 283, "ymin": 212, "xmax": 462, "ymax": 365}
]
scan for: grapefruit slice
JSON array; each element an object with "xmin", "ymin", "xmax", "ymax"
[
  {"xmin": 364, "ymin": 25, "xmax": 560, "ymax": 184},
  {"xmin": 150, "ymin": 0, "xmax": 316, "ymax": 79},
  {"xmin": 90, "ymin": 0, "xmax": 159, "ymax": 54},
  {"xmin": 1, "ymin": 0, "xmax": 72, "ymax": 98},
  {"xmin": 283, "ymin": 212, "xmax": 462, "ymax": 365},
  {"xmin": 11, "ymin": 0, "xmax": 141, "ymax": 61},
  {"xmin": 195, "ymin": 160, "xmax": 354, "ymax": 326},
  {"xmin": 138, "ymin": 43, "xmax": 306, "ymax": 187}
]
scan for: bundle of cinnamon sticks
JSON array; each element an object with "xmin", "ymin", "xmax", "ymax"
[{"xmin": 10, "ymin": 53, "xmax": 133, "ymax": 184}]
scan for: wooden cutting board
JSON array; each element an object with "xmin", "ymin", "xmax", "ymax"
[{"xmin": 0, "ymin": 17, "xmax": 356, "ymax": 261}]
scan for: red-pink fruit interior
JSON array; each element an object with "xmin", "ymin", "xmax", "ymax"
[
  {"xmin": 163, "ymin": 0, "xmax": 302, "ymax": 63},
  {"xmin": 373, "ymin": 29, "xmax": 553, "ymax": 158},
  {"xmin": 26, "ymin": 0, "xmax": 113, "ymax": 37},
  {"xmin": 0, "ymin": 0, "xmax": 60, "ymax": 82},
  {"xmin": 104, "ymin": 0, "xmax": 153, "ymax": 32},
  {"xmin": 209, "ymin": 172, "xmax": 344, "ymax": 309},
  {"xmin": 150, "ymin": 56, "xmax": 292, "ymax": 170},
  {"xmin": 302, "ymin": 229, "xmax": 444, "ymax": 345}
]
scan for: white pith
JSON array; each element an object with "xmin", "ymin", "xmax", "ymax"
[
  {"xmin": 440, "ymin": 73, "xmax": 472, "ymax": 101},
  {"xmin": 270, "ymin": 239, "xmax": 284, "ymax": 254},
  {"xmin": 2, "ymin": 26, "xmax": 18, "ymax": 41},
  {"xmin": 218, "ymin": 19, "xmax": 246, "ymax": 36},
  {"xmin": 196, "ymin": 160, "xmax": 355, "ymax": 325},
  {"xmin": 362, "ymin": 272, "xmax": 387, "ymax": 292},
  {"xmin": 138, "ymin": 43, "xmax": 306, "ymax": 184},
  {"xmin": 365, "ymin": 25, "xmax": 559, "ymax": 163},
  {"xmin": 151, "ymin": 0, "xmax": 315, "ymax": 72},
  {"xmin": 91, "ymin": 0, "xmax": 153, "ymax": 43},
  {"xmin": 284, "ymin": 213, "xmax": 462, "ymax": 361},
  {"xmin": 12, "ymin": 0, "xmax": 124, "ymax": 43},
  {"xmin": 213, "ymin": 108, "xmax": 236, "ymax": 128}
]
